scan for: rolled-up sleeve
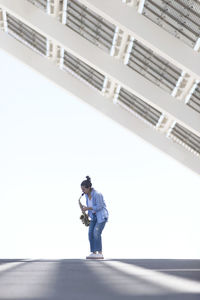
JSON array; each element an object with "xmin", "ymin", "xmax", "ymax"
[{"xmin": 92, "ymin": 193, "xmax": 104, "ymax": 212}]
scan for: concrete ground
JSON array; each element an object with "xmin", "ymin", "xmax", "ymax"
[{"xmin": 0, "ymin": 259, "xmax": 199, "ymax": 300}]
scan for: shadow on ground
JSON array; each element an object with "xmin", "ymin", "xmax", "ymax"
[{"xmin": 0, "ymin": 259, "xmax": 199, "ymax": 300}]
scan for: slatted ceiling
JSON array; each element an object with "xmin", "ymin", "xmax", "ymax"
[
  {"xmin": 169, "ymin": 123, "xmax": 200, "ymax": 155},
  {"xmin": 26, "ymin": 0, "xmax": 47, "ymax": 10},
  {"xmin": 6, "ymin": 13, "xmax": 47, "ymax": 55},
  {"xmin": 187, "ymin": 83, "xmax": 200, "ymax": 113},
  {"xmin": 63, "ymin": 51, "xmax": 106, "ymax": 91},
  {"xmin": 118, "ymin": 88, "xmax": 163, "ymax": 126},
  {"xmin": 65, "ymin": 0, "xmax": 116, "ymax": 53},
  {"xmin": 7, "ymin": 17, "xmax": 46, "ymax": 50},
  {"xmin": 142, "ymin": 0, "xmax": 200, "ymax": 48},
  {"xmin": 127, "ymin": 40, "xmax": 182, "ymax": 94}
]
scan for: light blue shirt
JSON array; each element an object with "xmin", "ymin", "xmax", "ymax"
[{"xmin": 85, "ymin": 189, "xmax": 109, "ymax": 223}]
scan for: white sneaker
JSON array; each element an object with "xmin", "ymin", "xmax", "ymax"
[
  {"xmin": 86, "ymin": 253, "xmax": 104, "ymax": 259},
  {"xmin": 95, "ymin": 253, "xmax": 104, "ymax": 259},
  {"xmin": 86, "ymin": 253, "xmax": 96, "ymax": 259}
]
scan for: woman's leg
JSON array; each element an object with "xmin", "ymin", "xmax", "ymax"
[
  {"xmin": 88, "ymin": 217, "xmax": 97, "ymax": 253},
  {"xmin": 93, "ymin": 221, "xmax": 106, "ymax": 253}
]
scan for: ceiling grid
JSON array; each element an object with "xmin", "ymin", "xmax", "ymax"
[{"xmin": 0, "ymin": 0, "xmax": 200, "ymax": 173}]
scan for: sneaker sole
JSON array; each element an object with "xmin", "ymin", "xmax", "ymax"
[{"xmin": 86, "ymin": 257, "xmax": 104, "ymax": 260}]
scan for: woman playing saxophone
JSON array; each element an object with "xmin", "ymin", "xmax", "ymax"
[{"xmin": 80, "ymin": 176, "xmax": 109, "ymax": 259}]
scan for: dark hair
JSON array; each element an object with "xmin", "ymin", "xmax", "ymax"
[{"xmin": 81, "ymin": 176, "xmax": 92, "ymax": 188}]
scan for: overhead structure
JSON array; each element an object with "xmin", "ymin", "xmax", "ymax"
[{"xmin": 0, "ymin": 0, "xmax": 200, "ymax": 174}]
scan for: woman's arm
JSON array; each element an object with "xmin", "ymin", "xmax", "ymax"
[
  {"xmin": 82, "ymin": 206, "xmax": 93, "ymax": 211},
  {"xmin": 92, "ymin": 193, "xmax": 104, "ymax": 212}
]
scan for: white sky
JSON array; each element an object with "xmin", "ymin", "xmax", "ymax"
[{"xmin": 0, "ymin": 49, "xmax": 199, "ymax": 259}]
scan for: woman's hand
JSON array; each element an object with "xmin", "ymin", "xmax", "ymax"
[
  {"xmin": 82, "ymin": 206, "xmax": 88, "ymax": 212},
  {"xmin": 82, "ymin": 206, "xmax": 92, "ymax": 212}
]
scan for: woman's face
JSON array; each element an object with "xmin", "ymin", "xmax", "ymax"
[{"xmin": 81, "ymin": 186, "xmax": 90, "ymax": 195}]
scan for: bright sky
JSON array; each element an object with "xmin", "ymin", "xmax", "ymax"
[{"xmin": 0, "ymin": 49, "xmax": 199, "ymax": 259}]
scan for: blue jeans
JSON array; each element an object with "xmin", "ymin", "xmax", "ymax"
[{"xmin": 88, "ymin": 214, "xmax": 107, "ymax": 252}]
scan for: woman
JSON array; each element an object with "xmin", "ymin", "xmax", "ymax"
[{"xmin": 81, "ymin": 176, "xmax": 109, "ymax": 259}]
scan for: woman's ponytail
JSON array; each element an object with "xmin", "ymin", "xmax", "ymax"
[{"xmin": 81, "ymin": 176, "xmax": 92, "ymax": 188}]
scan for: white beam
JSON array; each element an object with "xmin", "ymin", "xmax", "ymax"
[
  {"xmin": 138, "ymin": 0, "xmax": 145, "ymax": 14},
  {"xmin": 0, "ymin": 30, "xmax": 200, "ymax": 174},
  {"xmin": 50, "ymin": 0, "xmax": 61, "ymax": 17},
  {"xmin": 2, "ymin": 8, "xmax": 7, "ymax": 31},
  {"xmin": 185, "ymin": 80, "xmax": 200, "ymax": 105},
  {"xmin": 46, "ymin": 0, "xmax": 51, "ymax": 14},
  {"xmin": 61, "ymin": 0, "xmax": 68, "ymax": 25},
  {"xmin": 77, "ymin": 0, "xmax": 200, "ymax": 80},
  {"xmin": 0, "ymin": 0, "xmax": 199, "ymax": 136},
  {"xmin": 194, "ymin": 38, "xmax": 200, "ymax": 52}
]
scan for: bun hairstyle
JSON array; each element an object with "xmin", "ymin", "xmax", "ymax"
[{"xmin": 81, "ymin": 176, "xmax": 92, "ymax": 188}]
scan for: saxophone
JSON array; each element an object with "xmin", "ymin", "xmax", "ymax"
[{"xmin": 78, "ymin": 193, "xmax": 90, "ymax": 227}]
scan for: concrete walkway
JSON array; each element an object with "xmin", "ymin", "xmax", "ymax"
[{"xmin": 0, "ymin": 259, "xmax": 199, "ymax": 299}]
